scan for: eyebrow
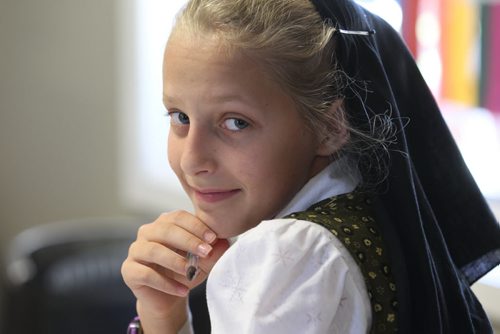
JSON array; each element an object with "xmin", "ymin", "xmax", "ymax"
[
  {"xmin": 163, "ymin": 93, "xmax": 259, "ymax": 108},
  {"xmin": 163, "ymin": 94, "xmax": 179, "ymax": 105}
]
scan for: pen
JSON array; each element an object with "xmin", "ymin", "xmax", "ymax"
[{"xmin": 186, "ymin": 252, "xmax": 199, "ymax": 281}]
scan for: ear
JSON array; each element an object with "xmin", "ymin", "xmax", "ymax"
[{"xmin": 315, "ymin": 100, "xmax": 349, "ymax": 157}]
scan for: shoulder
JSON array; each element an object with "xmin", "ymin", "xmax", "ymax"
[
  {"xmin": 206, "ymin": 218, "xmax": 371, "ymax": 333},
  {"xmin": 213, "ymin": 219, "xmax": 346, "ymax": 282},
  {"xmin": 236, "ymin": 218, "xmax": 341, "ymax": 256}
]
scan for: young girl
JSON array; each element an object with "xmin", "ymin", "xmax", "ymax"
[{"xmin": 121, "ymin": 0, "xmax": 500, "ymax": 333}]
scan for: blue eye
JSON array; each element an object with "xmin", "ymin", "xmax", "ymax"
[
  {"xmin": 223, "ymin": 118, "xmax": 249, "ymax": 131},
  {"xmin": 168, "ymin": 111, "xmax": 190, "ymax": 125}
]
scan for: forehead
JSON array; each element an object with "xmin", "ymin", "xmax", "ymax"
[
  {"xmin": 163, "ymin": 33, "xmax": 257, "ymax": 78},
  {"xmin": 162, "ymin": 34, "xmax": 295, "ymax": 110}
]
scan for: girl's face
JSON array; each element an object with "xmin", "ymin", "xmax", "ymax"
[{"xmin": 163, "ymin": 35, "xmax": 332, "ymax": 238}]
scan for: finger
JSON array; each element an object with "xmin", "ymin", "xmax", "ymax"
[
  {"xmin": 158, "ymin": 210, "xmax": 217, "ymax": 243},
  {"xmin": 129, "ymin": 240, "xmax": 188, "ymax": 276},
  {"xmin": 138, "ymin": 212, "xmax": 217, "ymax": 257},
  {"xmin": 122, "ymin": 259, "xmax": 189, "ymax": 297},
  {"xmin": 139, "ymin": 221, "xmax": 214, "ymax": 259}
]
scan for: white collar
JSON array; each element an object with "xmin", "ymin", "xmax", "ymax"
[{"xmin": 275, "ymin": 159, "xmax": 360, "ymax": 218}]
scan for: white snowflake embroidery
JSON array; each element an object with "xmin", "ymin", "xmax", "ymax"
[
  {"xmin": 219, "ymin": 272, "xmax": 247, "ymax": 303},
  {"xmin": 306, "ymin": 311, "xmax": 323, "ymax": 326},
  {"xmin": 272, "ymin": 247, "xmax": 295, "ymax": 267}
]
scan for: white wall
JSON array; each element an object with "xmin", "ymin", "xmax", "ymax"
[
  {"xmin": 0, "ymin": 0, "xmax": 129, "ymax": 249},
  {"xmin": 117, "ymin": 0, "xmax": 193, "ymax": 215}
]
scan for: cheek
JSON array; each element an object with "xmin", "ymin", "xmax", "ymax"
[
  {"xmin": 167, "ymin": 136, "xmax": 181, "ymax": 170},
  {"xmin": 270, "ymin": 132, "xmax": 316, "ymax": 166},
  {"xmin": 238, "ymin": 148, "xmax": 295, "ymax": 185}
]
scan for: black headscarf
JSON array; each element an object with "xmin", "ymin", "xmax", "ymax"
[{"xmin": 310, "ymin": 0, "xmax": 500, "ymax": 332}]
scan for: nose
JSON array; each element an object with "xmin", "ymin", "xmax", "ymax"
[{"xmin": 179, "ymin": 125, "xmax": 217, "ymax": 176}]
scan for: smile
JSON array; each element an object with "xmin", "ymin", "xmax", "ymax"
[{"xmin": 193, "ymin": 188, "xmax": 241, "ymax": 203}]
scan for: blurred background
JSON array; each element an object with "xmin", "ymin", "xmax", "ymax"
[{"xmin": 0, "ymin": 0, "xmax": 499, "ymax": 333}]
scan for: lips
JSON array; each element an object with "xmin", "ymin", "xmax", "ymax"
[{"xmin": 193, "ymin": 188, "xmax": 241, "ymax": 203}]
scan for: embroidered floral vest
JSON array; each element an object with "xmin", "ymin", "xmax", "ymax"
[{"xmin": 285, "ymin": 191, "xmax": 398, "ymax": 333}]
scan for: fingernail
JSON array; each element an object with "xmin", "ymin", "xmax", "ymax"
[
  {"xmin": 197, "ymin": 243, "xmax": 212, "ymax": 257},
  {"xmin": 204, "ymin": 231, "xmax": 216, "ymax": 243}
]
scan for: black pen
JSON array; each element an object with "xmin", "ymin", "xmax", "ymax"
[{"xmin": 186, "ymin": 252, "xmax": 199, "ymax": 281}]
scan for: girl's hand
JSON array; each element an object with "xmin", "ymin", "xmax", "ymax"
[{"xmin": 121, "ymin": 210, "xmax": 229, "ymax": 332}]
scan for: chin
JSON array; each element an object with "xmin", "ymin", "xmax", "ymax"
[
  {"xmin": 200, "ymin": 213, "xmax": 252, "ymax": 239},
  {"xmin": 212, "ymin": 222, "xmax": 246, "ymax": 239}
]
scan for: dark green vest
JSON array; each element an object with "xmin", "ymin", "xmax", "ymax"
[{"xmin": 285, "ymin": 191, "xmax": 398, "ymax": 333}]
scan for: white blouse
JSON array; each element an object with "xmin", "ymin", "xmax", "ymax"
[{"xmin": 181, "ymin": 161, "xmax": 371, "ymax": 334}]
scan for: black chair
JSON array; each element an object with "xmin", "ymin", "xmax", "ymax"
[{"xmin": 2, "ymin": 217, "xmax": 143, "ymax": 334}]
